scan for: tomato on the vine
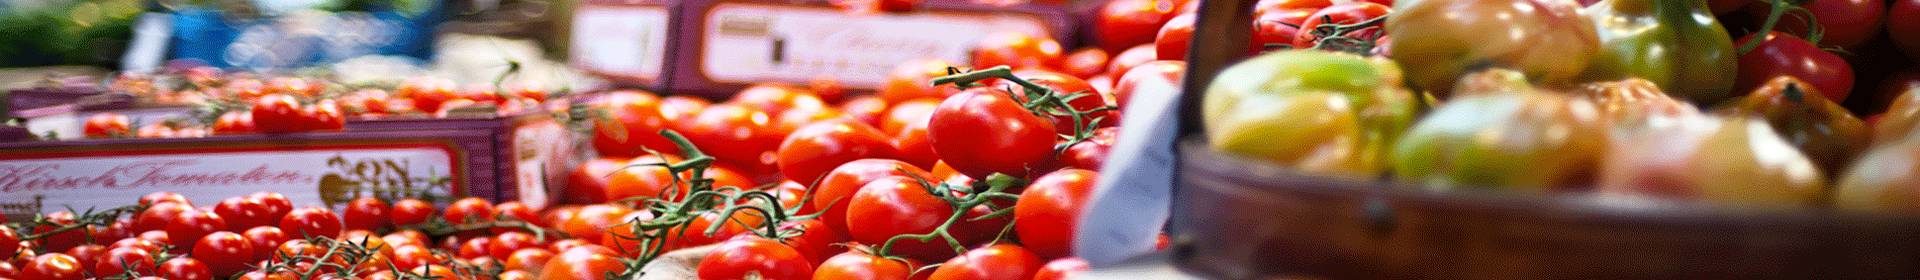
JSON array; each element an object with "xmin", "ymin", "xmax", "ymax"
[
  {"xmin": 83, "ymin": 113, "xmax": 131, "ymax": 138},
  {"xmin": 489, "ymin": 232, "xmax": 545, "ymax": 260},
  {"xmin": 342, "ymin": 197, "xmax": 390, "ymax": 231},
  {"xmin": 159, "ymin": 257, "xmax": 214, "ymax": 280},
  {"xmin": 1062, "ymin": 48, "xmax": 1112, "ymax": 79},
  {"xmin": 1735, "ymin": 31, "xmax": 1855, "ymax": 101},
  {"xmin": 558, "ymin": 204, "xmax": 633, "ymax": 243},
  {"xmin": 813, "ymin": 249, "xmax": 921, "ymax": 280},
  {"xmin": 279, "ymin": 207, "xmax": 343, "ymax": 238},
  {"xmin": 593, "ymin": 91, "xmax": 677, "ymax": 158},
  {"xmin": 567, "ymin": 157, "xmax": 628, "ymax": 204},
  {"xmin": 537, "ymin": 245, "xmax": 625, "ymax": 280},
  {"xmin": 678, "ymin": 104, "xmax": 783, "ymax": 173},
  {"xmin": 777, "ymin": 119, "xmax": 899, "ymax": 184},
  {"xmin": 252, "ymin": 94, "xmax": 306, "ymax": 133},
  {"xmin": 444, "ymin": 197, "xmax": 497, "ymax": 224},
  {"xmin": 505, "ymin": 248, "xmax": 555, "ymax": 272},
  {"xmin": 846, "ymin": 176, "xmax": 975, "ymax": 262},
  {"xmin": 1061, "ymin": 127, "xmax": 1118, "ymax": 170},
  {"xmin": 458, "ymin": 237, "xmax": 495, "ymax": 259},
  {"xmin": 33, "ymin": 212, "xmax": 89, "ymax": 252},
  {"xmin": 391, "ymin": 245, "xmax": 442, "ymax": 271},
  {"xmin": 991, "ymin": 70, "xmax": 1115, "ymax": 134},
  {"xmin": 193, "ymin": 231, "xmax": 255, "ymax": 276},
  {"xmin": 696, "ymin": 236, "xmax": 814, "ymax": 280},
  {"xmin": 242, "ymin": 227, "xmax": 288, "ymax": 260},
  {"xmin": 250, "ymin": 192, "xmax": 293, "ymax": 220},
  {"xmin": 95, "ymin": 246, "xmax": 158, "ymax": 276},
  {"xmin": 884, "ymin": 99, "xmax": 942, "ymax": 169},
  {"xmin": 214, "ymin": 197, "xmax": 274, "ymax": 231},
  {"xmin": 1291, "ymin": 2, "xmax": 1390, "ymax": 49},
  {"xmin": 775, "ymin": 220, "xmax": 845, "ymax": 266},
  {"xmin": 22, "ymin": 253, "xmax": 84, "ymax": 280},
  {"xmin": 1742, "ymin": 0, "xmax": 1884, "ymax": 48},
  {"xmin": 165, "ymin": 209, "xmax": 228, "ymax": 251},
  {"xmin": 810, "ymin": 159, "xmax": 932, "ymax": 234},
  {"xmin": 929, "ymin": 87, "xmax": 1059, "ymax": 179},
  {"xmin": 972, "ymin": 32, "xmax": 1065, "ymax": 70},
  {"xmin": 1014, "ymin": 169, "xmax": 1100, "ymax": 259},
  {"xmin": 927, "ymin": 244, "xmax": 1044, "ymax": 280}
]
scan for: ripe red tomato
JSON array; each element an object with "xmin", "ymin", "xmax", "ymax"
[
  {"xmin": 607, "ymin": 155, "xmax": 693, "ymax": 204},
  {"xmin": 1292, "ymin": 2, "xmax": 1390, "ymax": 49},
  {"xmin": 489, "ymin": 232, "xmax": 545, "ymax": 260},
  {"xmin": 279, "ymin": 207, "xmax": 343, "ymax": 238},
  {"xmin": 886, "ymin": 100, "xmax": 942, "ymax": 169},
  {"xmin": 929, "ymin": 88, "xmax": 1059, "ymax": 179},
  {"xmin": 972, "ymin": 32, "xmax": 1065, "ymax": 70},
  {"xmin": 840, "ymin": 96, "xmax": 891, "ymax": 127},
  {"xmin": 927, "ymin": 244, "xmax": 1043, "ymax": 280},
  {"xmin": 668, "ymin": 211, "xmax": 754, "ymax": 250},
  {"xmin": 814, "ymin": 249, "xmax": 921, "ymax": 280},
  {"xmin": 399, "ymin": 78, "xmax": 460, "ymax": 113},
  {"xmin": 558, "ymin": 205, "xmax": 633, "ymax": 243},
  {"xmin": 34, "ymin": 211, "xmax": 90, "ymax": 252},
  {"xmin": 242, "ymin": 227, "xmax": 289, "ymax": 260},
  {"xmin": 881, "ymin": 99, "xmax": 939, "ymax": 136},
  {"xmin": 773, "ymin": 105, "xmax": 849, "ymax": 137},
  {"xmin": 776, "ymin": 220, "xmax": 845, "ymax": 265},
  {"xmin": 881, "ymin": 59, "xmax": 965, "ymax": 104},
  {"xmin": 734, "ymin": 84, "xmax": 828, "ymax": 115},
  {"xmin": 90, "ymin": 219, "xmax": 130, "ymax": 246},
  {"xmin": 249, "ymin": 192, "xmax": 292, "ymax": 221},
  {"xmin": 1106, "ymin": 45, "xmax": 1158, "ymax": 78},
  {"xmin": 214, "ymin": 197, "xmax": 274, "ymax": 231},
  {"xmin": 83, "ymin": 113, "xmax": 131, "ymax": 138},
  {"xmin": 0, "ymin": 226, "xmax": 17, "ymax": 258},
  {"xmin": 678, "ymin": 104, "xmax": 783, "ymax": 172},
  {"xmin": 592, "ymin": 91, "xmax": 676, "ymax": 158},
  {"xmin": 1095, "ymin": 0, "xmax": 1182, "ymax": 52},
  {"xmin": 1112, "ymin": 60, "xmax": 1185, "ymax": 111},
  {"xmin": 22, "ymin": 253, "xmax": 84, "ymax": 280},
  {"xmin": 537, "ymin": 246, "xmax": 625, "ymax": 280},
  {"xmin": 1735, "ymin": 32, "xmax": 1856, "ymax": 101},
  {"xmin": 252, "ymin": 94, "xmax": 306, "ymax": 133},
  {"xmin": 810, "ymin": 159, "xmax": 932, "ymax": 234},
  {"xmin": 61, "ymin": 245, "xmax": 103, "ymax": 273},
  {"xmin": 1743, "ymin": 0, "xmax": 1884, "ymax": 48},
  {"xmin": 388, "ymin": 198, "xmax": 434, "ymax": 226},
  {"xmin": 846, "ymin": 176, "xmax": 974, "ymax": 262},
  {"xmin": 1032, "ymin": 258, "xmax": 1091, "ymax": 280},
  {"xmin": 504, "ymin": 248, "xmax": 555, "ymax": 272},
  {"xmin": 138, "ymin": 192, "xmax": 191, "ymax": 207},
  {"xmin": 158, "ymin": 257, "xmax": 213, "ymax": 280},
  {"xmin": 444, "ymin": 197, "xmax": 498, "ymax": 224},
  {"xmin": 192, "ymin": 231, "xmax": 254, "ymax": 276},
  {"xmin": 600, "ymin": 211, "xmax": 657, "ymax": 256},
  {"xmin": 1061, "ymin": 127, "xmax": 1118, "ymax": 170},
  {"xmin": 458, "ymin": 237, "xmax": 494, "ymax": 259},
  {"xmin": 566, "ymin": 157, "xmax": 628, "ymax": 204},
  {"xmin": 165, "ymin": 209, "xmax": 228, "ymax": 251},
  {"xmin": 991, "ymin": 70, "xmax": 1115, "ymax": 134},
  {"xmin": 1155, "ymin": 13, "xmax": 1196, "ymax": 61},
  {"xmin": 301, "ymin": 100, "xmax": 346, "ymax": 131},
  {"xmin": 1062, "ymin": 48, "xmax": 1112, "ymax": 79},
  {"xmin": 1014, "ymin": 169, "xmax": 1100, "ymax": 259},
  {"xmin": 697, "ymin": 236, "xmax": 813, "ymax": 280},
  {"xmin": 95, "ymin": 246, "xmax": 157, "ymax": 276},
  {"xmin": 1254, "ymin": 1, "xmax": 1325, "ymax": 51},
  {"xmin": 778, "ymin": 120, "xmax": 899, "ymax": 184},
  {"xmin": 391, "ymin": 245, "xmax": 442, "ymax": 271},
  {"xmin": 341, "ymin": 197, "xmax": 391, "ymax": 231},
  {"xmin": 496, "ymin": 201, "xmax": 540, "ymax": 224}
]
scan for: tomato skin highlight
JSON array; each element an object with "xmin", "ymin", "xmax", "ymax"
[{"xmin": 927, "ymin": 244, "xmax": 1045, "ymax": 280}]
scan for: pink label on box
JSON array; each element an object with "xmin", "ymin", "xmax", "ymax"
[
  {"xmin": 0, "ymin": 144, "xmax": 458, "ymax": 212},
  {"xmin": 697, "ymin": 3, "xmax": 1052, "ymax": 88}
]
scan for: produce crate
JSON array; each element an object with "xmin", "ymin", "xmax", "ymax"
[
  {"xmin": 7, "ymin": 85, "xmax": 104, "ymax": 114},
  {"xmin": 344, "ymin": 110, "xmax": 579, "ymax": 210},
  {"xmin": 663, "ymin": 0, "xmax": 1080, "ymax": 98}
]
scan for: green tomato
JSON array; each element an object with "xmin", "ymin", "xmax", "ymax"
[
  {"xmin": 1391, "ymin": 94, "xmax": 1609, "ymax": 191},
  {"xmin": 1581, "ymin": 0, "xmax": 1738, "ymax": 104}
]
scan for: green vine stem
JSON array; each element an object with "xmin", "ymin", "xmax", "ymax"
[
  {"xmin": 874, "ymin": 173, "xmax": 1023, "ymax": 257},
  {"xmin": 928, "ymin": 66, "xmax": 1117, "ymax": 166}
]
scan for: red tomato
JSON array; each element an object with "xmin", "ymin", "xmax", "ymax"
[
  {"xmin": 22, "ymin": 253, "xmax": 84, "ymax": 280},
  {"xmin": 1253, "ymin": 1, "xmax": 1324, "ymax": 51},
  {"xmin": 342, "ymin": 197, "xmax": 390, "ymax": 231},
  {"xmin": 774, "ymin": 105, "xmax": 849, "ymax": 137},
  {"xmin": 1062, "ymin": 48, "xmax": 1112, "ymax": 79},
  {"xmin": 1095, "ymin": 0, "xmax": 1182, "ymax": 52},
  {"xmin": 193, "ymin": 231, "xmax": 255, "ymax": 276},
  {"xmin": 458, "ymin": 237, "xmax": 494, "ymax": 260},
  {"xmin": 0, "ymin": 262, "xmax": 14, "ymax": 279},
  {"xmin": 1112, "ymin": 60, "xmax": 1186, "ymax": 111},
  {"xmin": 929, "ymin": 88, "xmax": 1059, "ymax": 179},
  {"xmin": 777, "ymin": 220, "xmax": 846, "ymax": 266},
  {"xmin": 249, "ymin": 192, "xmax": 293, "ymax": 221},
  {"xmin": 399, "ymin": 77, "xmax": 460, "ymax": 113},
  {"xmin": 778, "ymin": 120, "xmax": 899, "ymax": 184},
  {"xmin": 166, "ymin": 209, "xmax": 228, "ymax": 251},
  {"xmin": 927, "ymin": 244, "xmax": 1043, "ymax": 280},
  {"xmin": 846, "ymin": 176, "xmax": 973, "ymax": 262},
  {"xmin": 992, "ymin": 70, "xmax": 1115, "ymax": 134},
  {"xmin": 444, "ymin": 197, "xmax": 498, "ymax": 224},
  {"xmin": 669, "ymin": 211, "xmax": 754, "ymax": 250},
  {"xmin": 697, "ymin": 236, "xmax": 814, "ymax": 280},
  {"xmin": 61, "ymin": 245, "xmax": 103, "ymax": 274},
  {"xmin": 887, "ymin": 100, "xmax": 942, "ymax": 169},
  {"xmin": 1032, "ymin": 258, "xmax": 1091, "ymax": 280},
  {"xmin": 881, "ymin": 59, "xmax": 964, "ymax": 104},
  {"xmin": 301, "ymin": 100, "xmax": 346, "ymax": 131},
  {"xmin": 972, "ymin": 32, "xmax": 1065, "ymax": 70},
  {"xmin": 389, "ymin": 198, "xmax": 434, "ymax": 226},
  {"xmin": 1061, "ymin": 127, "xmax": 1119, "ymax": 170},
  {"xmin": 557, "ymin": 205, "xmax": 633, "ymax": 243},
  {"xmin": 91, "ymin": 219, "xmax": 130, "ymax": 245},
  {"xmin": 1105, "ymin": 45, "xmax": 1158, "ymax": 78},
  {"xmin": 537, "ymin": 246, "xmax": 625, "ymax": 280},
  {"xmin": 1893, "ymin": 0, "xmax": 1920, "ymax": 62},
  {"xmin": 496, "ymin": 201, "xmax": 540, "ymax": 224},
  {"xmin": 1292, "ymin": 2, "xmax": 1390, "ymax": 49},
  {"xmin": 489, "ymin": 232, "xmax": 545, "ymax": 260},
  {"xmin": 242, "ymin": 227, "xmax": 288, "ymax": 260},
  {"xmin": 95, "ymin": 246, "xmax": 157, "ymax": 276},
  {"xmin": 139, "ymin": 192, "xmax": 191, "ymax": 207},
  {"xmin": 813, "ymin": 250, "xmax": 921, "ymax": 280},
  {"xmin": 505, "ymin": 248, "xmax": 555, "ymax": 272},
  {"xmin": 1013, "ymin": 169, "xmax": 1100, "ymax": 259},
  {"xmin": 0, "ymin": 226, "xmax": 17, "ymax": 259},
  {"xmin": 678, "ymin": 104, "xmax": 783, "ymax": 173},
  {"xmin": 1155, "ymin": 13, "xmax": 1196, "ymax": 61},
  {"xmin": 83, "ymin": 113, "xmax": 131, "ymax": 138},
  {"xmin": 592, "ymin": 91, "xmax": 677, "ymax": 157},
  {"xmin": 158, "ymin": 257, "xmax": 214, "ymax": 280},
  {"xmin": 810, "ymin": 159, "xmax": 933, "ymax": 234},
  {"xmin": 607, "ymin": 155, "xmax": 688, "ymax": 204},
  {"xmin": 213, "ymin": 197, "xmax": 273, "ymax": 231},
  {"xmin": 279, "ymin": 207, "xmax": 343, "ymax": 238},
  {"xmin": 566, "ymin": 157, "xmax": 629, "ymax": 204},
  {"xmin": 734, "ymin": 84, "xmax": 828, "ymax": 115},
  {"xmin": 840, "ymin": 96, "xmax": 891, "ymax": 128},
  {"xmin": 1735, "ymin": 32, "xmax": 1856, "ymax": 101},
  {"xmin": 33, "ymin": 212, "xmax": 89, "ymax": 252},
  {"xmin": 391, "ymin": 245, "xmax": 442, "ymax": 271},
  {"xmin": 881, "ymin": 99, "xmax": 940, "ymax": 136},
  {"xmin": 251, "ymin": 94, "xmax": 305, "ymax": 133},
  {"xmin": 1743, "ymin": 0, "xmax": 1884, "ymax": 48}
]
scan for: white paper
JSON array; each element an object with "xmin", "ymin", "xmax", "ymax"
[
  {"xmin": 121, "ymin": 13, "xmax": 172, "ymax": 73},
  {"xmin": 1074, "ymin": 75, "xmax": 1183, "ymax": 265}
]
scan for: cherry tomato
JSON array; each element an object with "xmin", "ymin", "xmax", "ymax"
[
  {"xmin": 886, "ymin": 100, "xmax": 942, "ymax": 169},
  {"xmin": 846, "ymin": 176, "xmax": 973, "ymax": 262},
  {"xmin": 1743, "ymin": 0, "xmax": 1884, "ymax": 48},
  {"xmin": 566, "ymin": 157, "xmax": 629, "ymax": 204},
  {"xmin": 1254, "ymin": 2, "xmax": 1322, "ymax": 51},
  {"xmin": 558, "ymin": 205, "xmax": 633, "ymax": 243},
  {"xmin": 391, "ymin": 245, "xmax": 442, "ymax": 271},
  {"xmin": 537, "ymin": 246, "xmax": 624, "ymax": 280},
  {"xmin": 165, "ymin": 209, "xmax": 227, "ymax": 250},
  {"xmin": 929, "ymin": 88, "xmax": 1059, "ymax": 179},
  {"xmin": 697, "ymin": 236, "xmax": 814, "ymax": 280},
  {"xmin": 252, "ymin": 94, "xmax": 306, "ymax": 133},
  {"xmin": 1032, "ymin": 258, "xmax": 1091, "ymax": 280},
  {"xmin": 1893, "ymin": 0, "xmax": 1920, "ymax": 62},
  {"xmin": 189, "ymin": 231, "xmax": 253, "ymax": 276},
  {"xmin": 341, "ymin": 197, "xmax": 390, "ymax": 231},
  {"xmin": 972, "ymin": 32, "xmax": 1064, "ymax": 70},
  {"xmin": 1735, "ymin": 32, "xmax": 1855, "ymax": 102},
  {"xmin": 991, "ymin": 70, "xmax": 1115, "ymax": 134},
  {"xmin": 487, "ymin": 232, "xmax": 544, "ymax": 260},
  {"xmin": 592, "ymin": 91, "xmax": 676, "ymax": 158},
  {"xmin": 668, "ymin": 211, "xmax": 754, "ymax": 250},
  {"xmin": 1062, "ymin": 48, "xmax": 1112, "ymax": 79},
  {"xmin": 1013, "ymin": 169, "xmax": 1100, "ymax": 259},
  {"xmin": 279, "ymin": 207, "xmax": 343, "ymax": 238},
  {"xmin": 813, "ymin": 250, "xmax": 920, "ymax": 280},
  {"xmin": 600, "ymin": 211, "xmax": 657, "ymax": 257},
  {"xmin": 0, "ymin": 226, "xmax": 17, "ymax": 259},
  {"xmin": 678, "ymin": 104, "xmax": 783, "ymax": 172},
  {"xmin": 810, "ymin": 159, "xmax": 933, "ymax": 234},
  {"xmin": 95, "ymin": 246, "xmax": 157, "ymax": 276},
  {"xmin": 61, "ymin": 245, "xmax": 102, "ymax": 274},
  {"xmin": 607, "ymin": 155, "xmax": 691, "ymax": 204},
  {"xmin": 32, "ymin": 211, "xmax": 91, "ymax": 252},
  {"xmin": 388, "ymin": 198, "xmax": 434, "ymax": 226},
  {"xmin": 927, "ymin": 244, "xmax": 1043, "ymax": 280},
  {"xmin": 458, "ymin": 237, "xmax": 494, "ymax": 260},
  {"xmin": 496, "ymin": 201, "xmax": 540, "ymax": 224},
  {"xmin": 1106, "ymin": 45, "xmax": 1158, "ymax": 78},
  {"xmin": 1112, "ymin": 60, "xmax": 1185, "ymax": 111},
  {"xmin": 213, "ymin": 197, "xmax": 273, "ymax": 231},
  {"xmin": 734, "ymin": 84, "xmax": 828, "ymax": 115},
  {"xmin": 138, "ymin": 192, "xmax": 191, "ymax": 207},
  {"xmin": 444, "ymin": 197, "xmax": 497, "ymax": 224},
  {"xmin": 1291, "ymin": 2, "xmax": 1390, "ymax": 50},
  {"xmin": 1095, "ymin": 0, "xmax": 1182, "ymax": 52},
  {"xmin": 159, "ymin": 257, "xmax": 214, "ymax": 280},
  {"xmin": 505, "ymin": 248, "xmax": 555, "ymax": 273},
  {"xmin": 778, "ymin": 120, "xmax": 899, "ymax": 184},
  {"xmin": 398, "ymin": 77, "xmax": 460, "ymax": 113},
  {"xmin": 1061, "ymin": 127, "xmax": 1118, "ymax": 170},
  {"xmin": 249, "ymin": 192, "xmax": 293, "ymax": 221},
  {"xmin": 882, "ymin": 59, "xmax": 965, "ymax": 104},
  {"xmin": 22, "ymin": 253, "xmax": 84, "ymax": 280},
  {"xmin": 773, "ymin": 105, "xmax": 849, "ymax": 137},
  {"xmin": 242, "ymin": 227, "xmax": 288, "ymax": 260},
  {"xmin": 83, "ymin": 113, "xmax": 131, "ymax": 138},
  {"xmin": 1155, "ymin": 13, "xmax": 1196, "ymax": 61},
  {"xmin": 302, "ymin": 100, "xmax": 346, "ymax": 131},
  {"xmin": 777, "ymin": 220, "xmax": 846, "ymax": 266},
  {"xmin": 840, "ymin": 96, "xmax": 891, "ymax": 127}
]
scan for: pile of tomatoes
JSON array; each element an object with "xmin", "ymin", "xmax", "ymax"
[{"xmin": 78, "ymin": 68, "xmax": 555, "ymax": 139}]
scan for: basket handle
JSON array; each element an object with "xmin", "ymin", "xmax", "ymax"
[{"xmin": 1176, "ymin": 0, "xmax": 1259, "ymax": 139}]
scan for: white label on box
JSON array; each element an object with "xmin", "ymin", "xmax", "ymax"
[
  {"xmin": 570, "ymin": 5, "xmax": 672, "ymax": 81},
  {"xmin": 699, "ymin": 3, "xmax": 1051, "ymax": 88},
  {"xmin": 0, "ymin": 147, "xmax": 455, "ymax": 212},
  {"xmin": 512, "ymin": 120, "xmax": 569, "ymax": 210}
]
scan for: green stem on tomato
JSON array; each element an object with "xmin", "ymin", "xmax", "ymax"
[{"xmin": 1740, "ymin": 0, "xmax": 1791, "ymax": 54}]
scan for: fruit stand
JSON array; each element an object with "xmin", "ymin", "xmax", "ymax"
[{"xmin": 5, "ymin": 0, "xmax": 1920, "ymax": 279}]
